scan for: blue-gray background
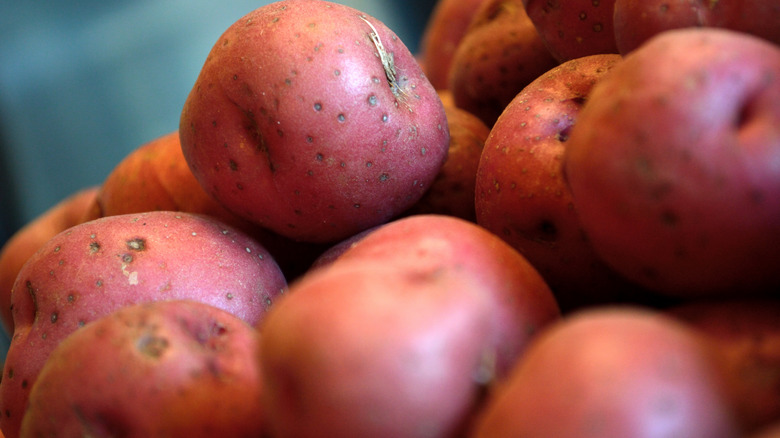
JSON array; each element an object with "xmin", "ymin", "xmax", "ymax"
[{"xmin": 0, "ymin": 0, "xmax": 436, "ymax": 362}]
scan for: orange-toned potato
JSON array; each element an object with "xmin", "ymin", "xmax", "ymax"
[
  {"xmin": 418, "ymin": 0, "xmax": 488, "ymax": 89},
  {"xmin": 402, "ymin": 104, "xmax": 490, "ymax": 222},
  {"xmin": 448, "ymin": 0, "xmax": 559, "ymax": 126},
  {"xmin": 0, "ymin": 187, "xmax": 100, "ymax": 335},
  {"xmin": 20, "ymin": 300, "xmax": 264, "ymax": 437}
]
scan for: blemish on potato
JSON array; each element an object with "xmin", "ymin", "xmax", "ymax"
[
  {"xmin": 50, "ymin": 312, "xmax": 58, "ymax": 324},
  {"xmin": 137, "ymin": 334, "xmax": 169, "ymax": 359},
  {"xmin": 126, "ymin": 238, "xmax": 146, "ymax": 252}
]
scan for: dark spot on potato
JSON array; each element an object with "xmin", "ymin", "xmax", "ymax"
[
  {"xmin": 89, "ymin": 241, "xmax": 100, "ymax": 254},
  {"xmin": 226, "ymin": 293, "xmax": 234, "ymax": 300},
  {"xmin": 121, "ymin": 254, "xmax": 133, "ymax": 264},
  {"xmin": 314, "ymin": 102, "xmax": 322, "ymax": 111},
  {"xmin": 592, "ymin": 23, "xmax": 603, "ymax": 32},
  {"xmin": 337, "ymin": 113, "xmax": 346, "ymax": 122},
  {"xmin": 229, "ymin": 159, "xmax": 238, "ymax": 171},
  {"xmin": 315, "ymin": 153, "xmax": 323, "ymax": 162},
  {"xmin": 126, "ymin": 238, "xmax": 146, "ymax": 252},
  {"xmin": 7, "ymin": 368, "xmax": 13, "ymax": 379},
  {"xmin": 579, "ymin": 11, "xmax": 587, "ymax": 20},
  {"xmin": 21, "ymin": 380, "xmax": 27, "ymax": 389},
  {"xmin": 661, "ymin": 210, "xmax": 679, "ymax": 226},
  {"xmin": 50, "ymin": 312, "xmax": 58, "ymax": 324},
  {"xmin": 368, "ymin": 94, "xmax": 377, "ymax": 106},
  {"xmin": 334, "ymin": 69, "xmax": 340, "ymax": 76},
  {"xmin": 137, "ymin": 334, "xmax": 169, "ymax": 358}
]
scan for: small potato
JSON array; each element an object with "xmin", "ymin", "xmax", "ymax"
[
  {"xmin": 472, "ymin": 306, "xmax": 742, "ymax": 438},
  {"xmin": 20, "ymin": 300, "xmax": 264, "ymax": 437}
]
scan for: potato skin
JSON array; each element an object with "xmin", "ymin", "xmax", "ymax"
[
  {"xmin": 472, "ymin": 306, "xmax": 742, "ymax": 438},
  {"xmin": 0, "ymin": 186, "xmax": 99, "ymax": 335},
  {"xmin": 20, "ymin": 300, "xmax": 264, "ymax": 437},
  {"xmin": 0, "ymin": 211, "xmax": 285, "ymax": 438},
  {"xmin": 563, "ymin": 28, "xmax": 780, "ymax": 296},
  {"xmin": 180, "ymin": 0, "xmax": 449, "ymax": 243}
]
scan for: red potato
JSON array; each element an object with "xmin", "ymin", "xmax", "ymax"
[
  {"xmin": 475, "ymin": 54, "xmax": 665, "ymax": 312},
  {"xmin": 471, "ymin": 306, "xmax": 742, "ymax": 438},
  {"xmin": 522, "ymin": 0, "xmax": 619, "ymax": 62},
  {"xmin": 563, "ymin": 28, "xmax": 780, "ymax": 297},
  {"xmin": 0, "ymin": 211, "xmax": 286, "ymax": 438},
  {"xmin": 20, "ymin": 300, "xmax": 264, "ymax": 437},
  {"xmin": 667, "ymin": 299, "xmax": 780, "ymax": 433},
  {"xmin": 614, "ymin": 0, "xmax": 780, "ymax": 55},
  {"xmin": 448, "ymin": 0, "xmax": 560, "ymax": 127},
  {"xmin": 98, "ymin": 130, "xmax": 328, "ymax": 282},
  {"xmin": 418, "ymin": 0, "xmax": 488, "ymax": 89},
  {"xmin": 261, "ymin": 259, "xmax": 513, "ymax": 438},
  {"xmin": 325, "ymin": 214, "xmax": 561, "ymax": 379},
  {"xmin": 180, "ymin": 0, "xmax": 450, "ymax": 244},
  {"xmin": 402, "ymin": 104, "xmax": 490, "ymax": 222},
  {"xmin": 0, "ymin": 187, "xmax": 100, "ymax": 335}
]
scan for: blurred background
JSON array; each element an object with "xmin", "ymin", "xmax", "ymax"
[{"xmin": 0, "ymin": 0, "xmax": 437, "ymax": 359}]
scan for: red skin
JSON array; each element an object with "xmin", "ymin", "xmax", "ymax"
[
  {"xmin": 418, "ymin": 0, "xmax": 488, "ymax": 89},
  {"xmin": 180, "ymin": 0, "xmax": 449, "ymax": 244},
  {"xmin": 668, "ymin": 300, "xmax": 780, "ymax": 433},
  {"xmin": 523, "ymin": 0, "xmax": 619, "ymax": 62},
  {"xmin": 0, "ymin": 211, "xmax": 286, "ymax": 438},
  {"xmin": 563, "ymin": 28, "xmax": 780, "ymax": 296},
  {"xmin": 330, "ymin": 214, "xmax": 562, "ymax": 379},
  {"xmin": 475, "ymin": 54, "xmax": 664, "ymax": 312},
  {"xmin": 448, "ymin": 0, "xmax": 560, "ymax": 127},
  {"xmin": 614, "ymin": 0, "xmax": 780, "ymax": 55},
  {"xmin": 21, "ymin": 300, "xmax": 264, "ymax": 437},
  {"xmin": 472, "ymin": 307, "xmax": 742, "ymax": 438},
  {"xmin": 0, "ymin": 187, "xmax": 100, "ymax": 335}
]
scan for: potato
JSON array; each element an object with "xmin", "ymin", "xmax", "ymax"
[
  {"xmin": 261, "ymin": 259, "xmax": 506, "ymax": 437},
  {"xmin": 0, "ymin": 187, "xmax": 100, "ymax": 335},
  {"xmin": 668, "ymin": 299, "xmax": 780, "ymax": 433},
  {"xmin": 472, "ymin": 306, "xmax": 742, "ymax": 437},
  {"xmin": 324, "ymin": 214, "xmax": 561, "ymax": 379},
  {"xmin": 522, "ymin": 0, "xmax": 619, "ymax": 62},
  {"xmin": 563, "ymin": 28, "xmax": 780, "ymax": 296},
  {"xmin": 20, "ymin": 300, "xmax": 264, "ymax": 437},
  {"xmin": 614, "ymin": 0, "xmax": 780, "ymax": 55},
  {"xmin": 0, "ymin": 211, "xmax": 286, "ymax": 438},
  {"xmin": 180, "ymin": 0, "xmax": 449, "ymax": 243},
  {"xmin": 475, "ymin": 53, "xmax": 668, "ymax": 312},
  {"xmin": 448, "ymin": 0, "xmax": 559, "ymax": 126},
  {"xmin": 402, "ymin": 104, "xmax": 490, "ymax": 222},
  {"xmin": 418, "ymin": 0, "xmax": 488, "ymax": 89}
]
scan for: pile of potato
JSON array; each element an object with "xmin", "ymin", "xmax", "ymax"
[{"xmin": 0, "ymin": 0, "xmax": 779, "ymax": 436}]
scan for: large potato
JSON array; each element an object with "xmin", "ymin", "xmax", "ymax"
[
  {"xmin": 325, "ymin": 214, "xmax": 561, "ymax": 378},
  {"xmin": 260, "ymin": 259, "xmax": 503, "ymax": 437},
  {"xmin": 472, "ymin": 306, "xmax": 742, "ymax": 437},
  {"xmin": 20, "ymin": 300, "xmax": 264, "ymax": 437},
  {"xmin": 563, "ymin": 28, "xmax": 780, "ymax": 296},
  {"xmin": 475, "ymin": 53, "xmax": 665, "ymax": 311},
  {"xmin": 180, "ymin": 0, "xmax": 449, "ymax": 243},
  {"xmin": 0, "ymin": 187, "xmax": 100, "ymax": 335},
  {"xmin": 0, "ymin": 211, "xmax": 285, "ymax": 438}
]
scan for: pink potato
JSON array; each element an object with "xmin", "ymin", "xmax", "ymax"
[
  {"xmin": 448, "ymin": 0, "xmax": 560, "ymax": 127},
  {"xmin": 20, "ymin": 300, "xmax": 264, "ymax": 437},
  {"xmin": 614, "ymin": 0, "xmax": 780, "ymax": 55},
  {"xmin": 0, "ymin": 211, "xmax": 286, "ymax": 438},
  {"xmin": 180, "ymin": 0, "xmax": 449, "ymax": 244},
  {"xmin": 668, "ymin": 299, "xmax": 780, "ymax": 433},
  {"xmin": 471, "ymin": 306, "xmax": 742, "ymax": 438},
  {"xmin": 522, "ymin": 0, "xmax": 619, "ymax": 62},
  {"xmin": 0, "ymin": 186, "xmax": 100, "ymax": 335},
  {"xmin": 324, "ymin": 214, "xmax": 562, "ymax": 379},
  {"xmin": 475, "ymin": 53, "xmax": 665, "ymax": 311},
  {"xmin": 563, "ymin": 28, "xmax": 780, "ymax": 297},
  {"xmin": 261, "ymin": 258, "xmax": 536, "ymax": 438}
]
